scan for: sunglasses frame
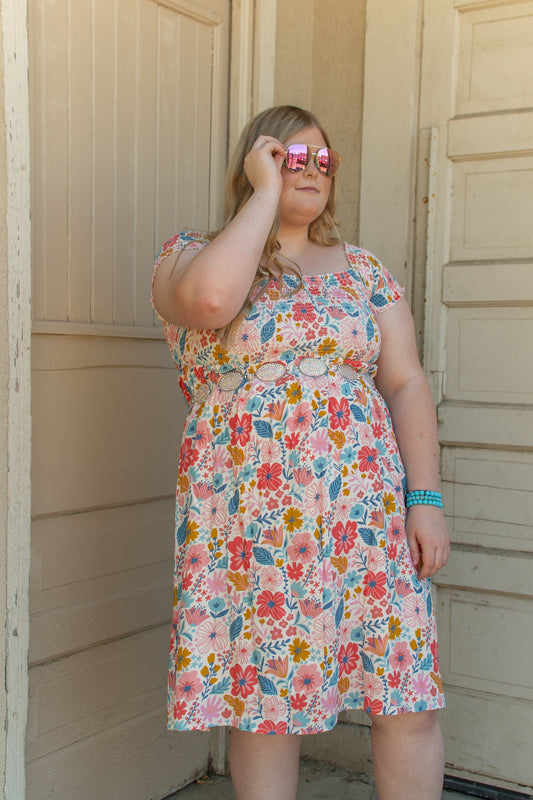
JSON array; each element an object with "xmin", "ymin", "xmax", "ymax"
[{"xmin": 283, "ymin": 144, "xmax": 340, "ymax": 177}]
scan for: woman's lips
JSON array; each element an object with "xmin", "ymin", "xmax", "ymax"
[{"xmin": 297, "ymin": 187, "xmax": 319, "ymax": 192}]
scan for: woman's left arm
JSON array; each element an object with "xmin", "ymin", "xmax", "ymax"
[{"xmin": 374, "ymin": 297, "xmax": 450, "ymax": 579}]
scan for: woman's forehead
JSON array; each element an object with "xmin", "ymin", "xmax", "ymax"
[{"xmin": 283, "ymin": 125, "xmax": 327, "ymax": 148}]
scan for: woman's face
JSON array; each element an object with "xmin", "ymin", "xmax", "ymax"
[{"xmin": 278, "ymin": 125, "xmax": 332, "ymax": 229}]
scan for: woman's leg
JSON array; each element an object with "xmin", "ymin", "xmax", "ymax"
[
  {"xmin": 370, "ymin": 710, "xmax": 444, "ymax": 800},
  {"xmin": 229, "ymin": 729, "xmax": 301, "ymax": 800}
]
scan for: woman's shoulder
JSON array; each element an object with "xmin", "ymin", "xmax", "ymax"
[{"xmin": 342, "ymin": 242, "xmax": 404, "ymax": 310}]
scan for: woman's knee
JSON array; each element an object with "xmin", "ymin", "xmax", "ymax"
[{"xmin": 370, "ymin": 709, "xmax": 441, "ymax": 737}]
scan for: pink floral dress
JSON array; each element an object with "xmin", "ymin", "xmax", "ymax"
[{"xmin": 152, "ymin": 231, "xmax": 445, "ymax": 734}]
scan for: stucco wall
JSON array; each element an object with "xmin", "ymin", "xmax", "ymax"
[
  {"xmin": 274, "ymin": 0, "xmax": 366, "ymax": 244},
  {"xmin": 0, "ymin": 5, "xmax": 10, "ymax": 794}
]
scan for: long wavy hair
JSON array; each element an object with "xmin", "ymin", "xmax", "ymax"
[{"xmin": 217, "ymin": 105, "xmax": 341, "ymax": 341}]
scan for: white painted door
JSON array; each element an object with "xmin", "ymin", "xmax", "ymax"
[
  {"xmin": 361, "ymin": 0, "xmax": 533, "ymax": 793},
  {"xmin": 419, "ymin": 1, "xmax": 533, "ymax": 793},
  {"xmin": 27, "ymin": 1, "xmax": 229, "ymax": 798}
]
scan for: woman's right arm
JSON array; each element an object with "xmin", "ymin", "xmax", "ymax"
[{"xmin": 152, "ymin": 136, "xmax": 285, "ymax": 329}]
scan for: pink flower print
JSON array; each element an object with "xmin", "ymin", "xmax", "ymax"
[
  {"xmin": 367, "ymin": 548, "xmax": 386, "ymax": 573},
  {"xmin": 299, "ymin": 598, "xmax": 322, "ymax": 619},
  {"xmin": 260, "ymin": 438, "xmax": 282, "ymax": 463},
  {"xmin": 201, "ymin": 494, "xmax": 228, "ymax": 528},
  {"xmin": 338, "ymin": 642, "xmax": 359, "ymax": 676},
  {"xmin": 227, "ymin": 536, "xmax": 253, "ymax": 570},
  {"xmin": 265, "ymin": 655, "xmax": 289, "ymax": 678},
  {"xmin": 293, "ymin": 467, "xmax": 313, "ymax": 486},
  {"xmin": 329, "ymin": 396, "xmax": 351, "ymax": 430},
  {"xmin": 395, "ymin": 577, "xmax": 413, "ymax": 597},
  {"xmin": 184, "ymin": 606, "xmax": 209, "ymax": 626},
  {"xmin": 387, "ymin": 515, "xmax": 404, "ymax": 541},
  {"xmin": 358, "ymin": 445, "xmax": 380, "ymax": 474},
  {"xmin": 230, "ymin": 321, "xmax": 261, "ymax": 355},
  {"xmin": 175, "ymin": 670, "xmax": 202, "ymax": 701},
  {"xmin": 185, "ymin": 544, "xmax": 209, "ymax": 574},
  {"xmin": 309, "ymin": 428, "xmax": 329, "ymax": 455},
  {"xmin": 229, "ymin": 664, "xmax": 258, "ymax": 698},
  {"xmin": 202, "ymin": 696, "xmax": 225, "ymax": 724},
  {"xmin": 257, "ymin": 590, "xmax": 286, "ymax": 621},
  {"xmin": 257, "ymin": 462, "xmax": 283, "ymax": 491},
  {"xmin": 412, "ymin": 671, "xmax": 432, "ymax": 699},
  {"xmin": 403, "ymin": 594, "xmax": 428, "ymax": 628},
  {"xmin": 256, "ymin": 720, "xmax": 288, "ymax": 734},
  {"xmin": 340, "ymin": 316, "xmax": 367, "ymax": 351},
  {"xmin": 293, "ymin": 302, "xmax": 317, "ymax": 323},
  {"xmin": 332, "ymin": 520, "xmax": 358, "ymax": 555},
  {"xmin": 363, "ymin": 571, "xmax": 387, "ymax": 600},
  {"xmin": 192, "ymin": 481, "xmax": 214, "ymax": 500},
  {"xmin": 305, "ymin": 483, "xmax": 324, "ymax": 515},
  {"xmin": 287, "ymin": 532, "xmax": 318, "ymax": 564},
  {"xmin": 261, "ymin": 565, "xmax": 283, "ymax": 591},
  {"xmin": 287, "ymin": 402, "xmax": 313, "ymax": 434},
  {"xmin": 193, "ymin": 420, "xmax": 212, "ymax": 449},
  {"xmin": 262, "ymin": 696, "xmax": 286, "ymax": 721},
  {"xmin": 390, "ymin": 641, "xmax": 413, "ymax": 672},
  {"xmin": 313, "ymin": 613, "xmax": 335, "ymax": 645},
  {"xmin": 372, "ymin": 396, "xmax": 387, "ymax": 425},
  {"xmin": 294, "ymin": 664, "xmax": 322, "ymax": 695},
  {"xmin": 334, "ymin": 495, "xmax": 352, "ymax": 521},
  {"xmin": 364, "ymin": 672, "xmax": 383, "ymax": 700},
  {"xmin": 196, "ymin": 619, "xmax": 230, "ymax": 654},
  {"xmin": 229, "ymin": 413, "xmax": 253, "ymax": 446},
  {"xmin": 206, "ymin": 570, "xmax": 227, "ymax": 594}
]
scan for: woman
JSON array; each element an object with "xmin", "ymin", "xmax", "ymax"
[{"xmin": 152, "ymin": 105, "xmax": 450, "ymax": 800}]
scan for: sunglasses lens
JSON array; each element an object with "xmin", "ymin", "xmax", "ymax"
[
  {"xmin": 317, "ymin": 148, "xmax": 339, "ymax": 176},
  {"xmin": 285, "ymin": 144, "xmax": 308, "ymax": 172}
]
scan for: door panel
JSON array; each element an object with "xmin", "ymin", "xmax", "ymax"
[
  {"xmin": 419, "ymin": 0, "xmax": 533, "ymax": 792},
  {"xmin": 28, "ymin": 0, "xmax": 229, "ymax": 797}
]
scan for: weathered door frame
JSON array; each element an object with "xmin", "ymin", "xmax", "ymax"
[{"xmin": 2, "ymin": 0, "xmax": 276, "ymax": 794}]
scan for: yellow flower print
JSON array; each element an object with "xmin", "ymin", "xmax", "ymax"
[
  {"xmin": 212, "ymin": 344, "xmax": 230, "ymax": 365},
  {"xmin": 176, "ymin": 646, "xmax": 191, "ymax": 671},
  {"xmin": 286, "ymin": 382, "xmax": 302, "ymax": 404},
  {"xmin": 383, "ymin": 492, "xmax": 396, "ymax": 514},
  {"xmin": 388, "ymin": 616, "xmax": 402, "ymax": 640},
  {"xmin": 317, "ymin": 338, "xmax": 337, "ymax": 356},
  {"xmin": 289, "ymin": 638, "xmax": 310, "ymax": 663},
  {"xmin": 283, "ymin": 507, "xmax": 303, "ymax": 531}
]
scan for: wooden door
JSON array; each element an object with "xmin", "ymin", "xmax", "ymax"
[
  {"xmin": 419, "ymin": 1, "xmax": 533, "ymax": 793},
  {"xmin": 27, "ymin": 1, "xmax": 229, "ymax": 798}
]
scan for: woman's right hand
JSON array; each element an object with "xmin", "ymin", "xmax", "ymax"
[{"xmin": 243, "ymin": 135, "xmax": 286, "ymax": 194}]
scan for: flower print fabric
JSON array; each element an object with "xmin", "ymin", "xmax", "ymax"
[{"xmin": 152, "ymin": 231, "xmax": 445, "ymax": 734}]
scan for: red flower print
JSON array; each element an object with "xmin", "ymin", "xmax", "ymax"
[
  {"xmin": 229, "ymin": 413, "xmax": 253, "ymax": 446},
  {"xmin": 358, "ymin": 445, "xmax": 380, "ymax": 474},
  {"xmin": 363, "ymin": 571, "xmax": 387, "ymax": 600},
  {"xmin": 229, "ymin": 664, "xmax": 258, "ymax": 698},
  {"xmin": 287, "ymin": 532, "xmax": 317, "ymax": 564},
  {"xmin": 331, "ymin": 520, "xmax": 358, "ymax": 555},
  {"xmin": 293, "ymin": 302, "xmax": 317, "ymax": 323},
  {"xmin": 257, "ymin": 590, "xmax": 286, "ymax": 620},
  {"xmin": 290, "ymin": 693, "xmax": 307, "ymax": 711},
  {"xmin": 338, "ymin": 642, "xmax": 359, "ymax": 676},
  {"xmin": 287, "ymin": 562, "xmax": 304, "ymax": 580},
  {"xmin": 256, "ymin": 720, "xmax": 288, "ymax": 734},
  {"xmin": 284, "ymin": 432, "xmax": 300, "ymax": 449},
  {"xmin": 179, "ymin": 438, "xmax": 199, "ymax": 472},
  {"xmin": 227, "ymin": 536, "xmax": 253, "ymax": 570},
  {"xmin": 257, "ymin": 462, "xmax": 283, "ymax": 491},
  {"xmin": 328, "ymin": 396, "xmax": 351, "ymax": 430},
  {"xmin": 387, "ymin": 670, "xmax": 401, "ymax": 688},
  {"xmin": 172, "ymin": 700, "xmax": 188, "ymax": 719},
  {"xmin": 364, "ymin": 698, "xmax": 383, "ymax": 714}
]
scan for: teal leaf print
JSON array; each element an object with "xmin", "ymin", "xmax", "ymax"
[
  {"xmin": 253, "ymin": 546, "xmax": 275, "ymax": 566},
  {"xmin": 350, "ymin": 404, "xmax": 366, "ymax": 422},
  {"xmin": 229, "ymin": 616, "xmax": 243, "ymax": 641},
  {"xmin": 228, "ymin": 490, "xmax": 240, "ymax": 516},
  {"xmin": 329, "ymin": 475, "xmax": 341, "ymax": 502},
  {"xmin": 361, "ymin": 651, "xmax": 375, "ymax": 673},
  {"xmin": 335, "ymin": 596, "xmax": 344, "ymax": 628},
  {"xmin": 371, "ymin": 293, "xmax": 387, "ymax": 308},
  {"xmin": 258, "ymin": 675, "xmax": 277, "ymax": 696},
  {"xmin": 366, "ymin": 318, "xmax": 375, "ymax": 338},
  {"xmin": 260, "ymin": 318, "xmax": 276, "ymax": 344},
  {"xmin": 419, "ymin": 653, "xmax": 433, "ymax": 671},
  {"xmin": 359, "ymin": 527, "xmax": 377, "ymax": 546},
  {"xmin": 177, "ymin": 517, "xmax": 187, "ymax": 546},
  {"xmin": 212, "ymin": 676, "xmax": 231, "ymax": 694},
  {"xmin": 253, "ymin": 420, "xmax": 273, "ymax": 438}
]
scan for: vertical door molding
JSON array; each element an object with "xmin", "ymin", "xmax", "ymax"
[
  {"xmin": 1, "ymin": 0, "xmax": 31, "ymax": 796},
  {"xmin": 228, "ymin": 0, "xmax": 276, "ymax": 156},
  {"xmin": 359, "ymin": 0, "xmax": 423, "ymax": 295}
]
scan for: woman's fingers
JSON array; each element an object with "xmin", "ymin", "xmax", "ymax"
[{"xmin": 243, "ymin": 135, "xmax": 286, "ymax": 191}]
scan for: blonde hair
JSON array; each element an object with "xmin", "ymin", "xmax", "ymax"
[{"xmin": 218, "ymin": 105, "xmax": 341, "ymax": 341}]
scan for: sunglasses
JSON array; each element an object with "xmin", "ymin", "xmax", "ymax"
[{"xmin": 284, "ymin": 144, "xmax": 340, "ymax": 177}]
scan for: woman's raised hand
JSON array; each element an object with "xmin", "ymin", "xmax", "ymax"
[{"xmin": 243, "ymin": 135, "xmax": 286, "ymax": 194}]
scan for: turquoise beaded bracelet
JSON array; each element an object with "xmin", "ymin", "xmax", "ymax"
[{"xmin": 405, "ymin": 490, "xmax": 443, "ymax": 508}]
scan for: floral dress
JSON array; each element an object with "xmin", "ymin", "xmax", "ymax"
[{"xmin": 152, "ymin": 231, "xmax": 445, "ymax": 735}]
